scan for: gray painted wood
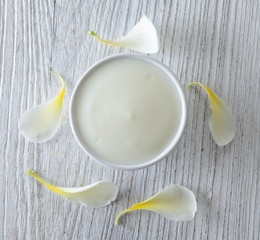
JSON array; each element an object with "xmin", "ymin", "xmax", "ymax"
[{"xmin": 0, "ymin": 0, "xmax": 259, "ymax": 239}]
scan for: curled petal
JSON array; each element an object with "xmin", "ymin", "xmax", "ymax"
[
  {"xmin": 18, "ymin": 72, "xmax": 65, "ymax": 143},
  {"xmin": 186, "ymin": 82, "xmax": 235, "ymax": 146},
  {"xmin": 27, "ymin": 169, "xmax": 118, "ymax": 208},
  {"xmin": 88, "ymin": 16, "xmax": 159, "ymax": 53},
  {"xmin": 116, "ymin": 185, "xmax": 197, "ymax": 224}
]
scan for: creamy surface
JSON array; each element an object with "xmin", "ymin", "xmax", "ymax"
[{"xmin": 74, "ymin": 58, "xmax": 182, "ymax": 166}]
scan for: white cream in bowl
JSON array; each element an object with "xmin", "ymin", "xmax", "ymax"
[{"xmin": 70, "ymin": 54, "xmax": 186, "ymax": 170}]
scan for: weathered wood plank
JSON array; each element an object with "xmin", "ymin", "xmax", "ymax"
[{"xmin": 0, "ymin": 0, "xmax": 259, "ymax": 239}]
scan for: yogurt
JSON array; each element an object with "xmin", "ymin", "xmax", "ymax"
[{"xmin": 72, "ymin": 57, "xmax": 183, "ymax": 166}]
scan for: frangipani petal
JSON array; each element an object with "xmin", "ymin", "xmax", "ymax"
[
  {"xmin": 27, "ymin": 169, "xmax": 118, "ymax": 208},
  {"xmin": 186, "ymin": 82, "xmax": 235, "ymax": 146},
  {"xmin": 116, "ymin": 185, "xmax": 197, "ymax": 224},
  {"xmin": 89, "ymin": 16, "xmax": 159, "ymax": 53},
  {"xmin": 18, "ymin": 72, "xmax": 65, "ymax": 143}
]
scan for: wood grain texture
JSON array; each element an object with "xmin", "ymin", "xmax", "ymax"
[{"xmin": 0, "ymin": 0, "xmax": 259, "ymax": 239}]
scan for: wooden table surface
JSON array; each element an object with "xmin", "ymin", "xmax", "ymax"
[{"xmin": 1, "ymin": 0, "xmax": 259, "ymax": 239}]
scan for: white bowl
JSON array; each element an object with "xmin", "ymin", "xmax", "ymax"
[{"xmin": 69, "ymin": 54, "xmax": 187, "ymax": 170}]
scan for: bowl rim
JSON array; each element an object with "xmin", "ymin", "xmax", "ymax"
[{"xmin": 69, "ymin": 53, "xmax": 187, "ymax": 170}]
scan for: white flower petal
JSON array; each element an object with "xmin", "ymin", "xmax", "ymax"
[
  {"xmin": 88, "ymin": 16, "xmax": 159, "ymax": 53},
  {"xmin": 116, "ymin": 185, "xmax": 197, "ymax": 224},
  {"xmin": 208, "ymin": 95, "xmax": 235, "ymax": 146},
  {"xmin": 27, "ymin": 169, "xmax": 118, "ymax": 208},
  {"xmin": 18, "ymin": 72, "xmax": 65, "ymax": 143},
  {"xmin": 186, "ymin": 82, "xmax": 235, "ymax": 146}
]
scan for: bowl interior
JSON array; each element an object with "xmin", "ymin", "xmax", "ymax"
[{"xmin": 69, "ymin": 54, "xmax": 187, "ymax": 170}]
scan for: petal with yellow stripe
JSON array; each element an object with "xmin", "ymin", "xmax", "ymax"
[
  {"xmin": 18, "ymin": 72, "xmax": 65, "ymax": 143},
  {"xmin": 88, "ymin": 16, "xmax": 159, "ymax": 54},
  {"xmin": 27, "ymin": 169, "xmax": 118, "ymax": 208},
  {"xmin": 116, "ymin": 185, "xmax": 197, "ymax": 224},
  {"xmin": 186, "ymin": 82, "xmax": 235, "ymax": 146}
]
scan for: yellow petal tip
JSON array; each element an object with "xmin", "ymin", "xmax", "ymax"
[
  {"xmin": 88, "ymin": 31, "xmax": 98, "ymax": 38},
  {"xmin": 88, "ymin": 31, "xmax": 105, "ymax": 43},
  {"xmin": 185, "ymin": 82, "xmax": 202, "ymax": 92},
  {"xmin": 50, "ymin": 71, "xmax": 65, "ymax": 87},
  {"xmin": 27, "ymin": 169, "xmax": 33, "ymax": 175},
  {"xmin": 27, "ymin": 168, "xmax": 37, "ymax": 177},
  {"xmin": 115, "ymin": 209, "xmax": 130, "ymax": 225}
]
